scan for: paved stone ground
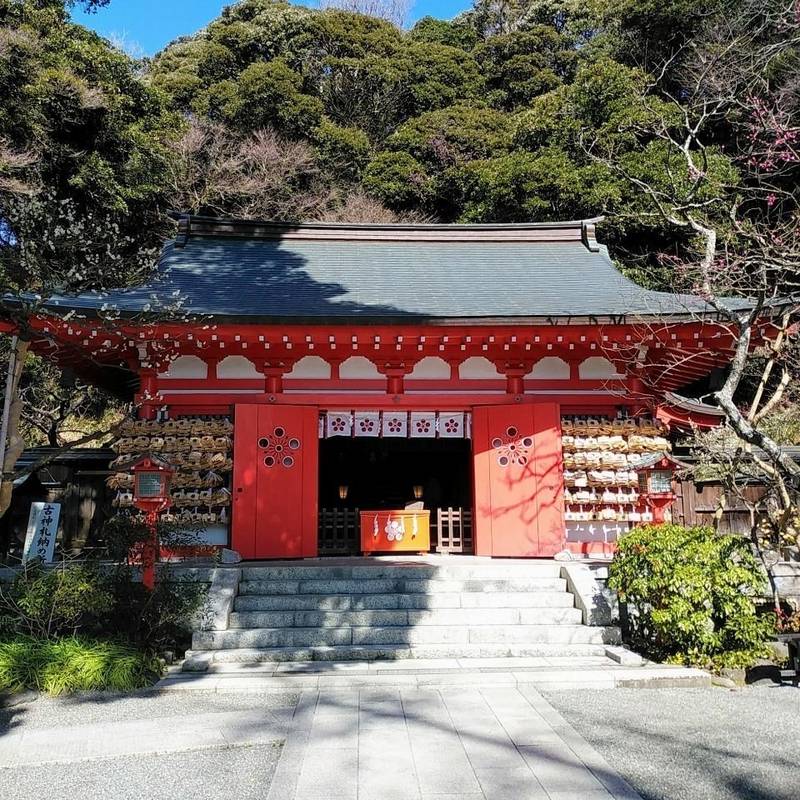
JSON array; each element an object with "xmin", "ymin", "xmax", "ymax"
[
  {"xmin": 267, "ymin": 686, "xmax": 641, "ymax": 800},
  {"xmin": 0, "ymin": 686, "xmax": 641, "ymax": 800},
  {"xmin": 12, "ymin": 682, "xmax": 796, "ymax": 800},
  {"xmin": 163, "ymin": 656, "xmax": 709, "ymax": 692},
  {"xmin": 544, "ymin": 685, "xmax": 800, "ymax": 800}
]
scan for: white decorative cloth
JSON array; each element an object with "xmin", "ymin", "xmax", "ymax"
[
  {"xmin": 325, "ymin": 411, "xmax": 352, "ymax": 438},
  {"xmin": 438, "ymin": 412, "xmax": 465, "ymax": 438},
  {"xmin": 382, "ymin": 411, "xmax": 408, "ymax": 438},
  {"xmin": 354, "ymin": 411, "xmax": 380, "ymax": 437},
  {"xmin": 410, "ymin": 411, "xmax": 437, "ymax": 438}
]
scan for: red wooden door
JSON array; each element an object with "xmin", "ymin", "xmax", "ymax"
[
  {"xmin": 472, "ymin": 403, "xmax": 564, "ymax": 557},
  {"xmin": 231, "ymin": 405, "xmax": 318, "ymax": 559}
]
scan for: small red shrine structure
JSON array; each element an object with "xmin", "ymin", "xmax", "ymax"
[
  {"xmin": 3, "ymin": 215, "xmax": 750, "ymax": 558},
  {"xmin": 129, "ymin": 454, "xmax": 173, "ymax": 589}
]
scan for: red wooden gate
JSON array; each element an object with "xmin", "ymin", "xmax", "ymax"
[
  {"xmin": 231, "ymin": 405, "xmax": 318, "ymax": 559},
  {"xmin": 472, "ymin": 403, "xmax": 564, "ymax": 557}
]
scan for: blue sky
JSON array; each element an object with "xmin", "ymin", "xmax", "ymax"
[{"xmin": 72, "ymin": 1, "xmax": 471, "ymax": 57}]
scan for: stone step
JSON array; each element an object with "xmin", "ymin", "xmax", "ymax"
[
  {"xmin": 237, "ymin": 577, "xmax": 568, "ymax": 595},
  {"xmin": 233, "ymin": 591, "xmax": 575, "ymax": 611},
  {"xmin": 239, "ymin": 563, "xmax": 562, "ymax": 581},
  {"xmin": 183, "ymin": 641, "xmax": 611, "ymax": 665},
  {"xmin": 228, "ymin": 606, "xmax": 584, "ymax": 629},
  {"xmin": 192, "ymin": 624, "xmax": 619, "ymax": 650}
]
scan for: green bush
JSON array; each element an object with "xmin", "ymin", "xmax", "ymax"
[
  {"xmin": 101, "ymin": 512, "xmax": 206, "ymax": 565},
  {"xmin": 0, "ymin": 561, "xmax": 114, "ymax": 640},
  {"xmin": 0, "ymin": 637, "xmax": 160, "ymax": 695},
  {"xmin": 100, "ymin": 513, "xmax": 209, "ymax": 652},
  {"xmin": 102, "ymin": 569, "xmax": 207, "ymax": 653},
  {"xmin": 0, "ymin": 515, "xmax": 208, "ymax": 659},
  {"xmin": 608, "ymin": 523, "xmax": 776, "ymax": 670}
]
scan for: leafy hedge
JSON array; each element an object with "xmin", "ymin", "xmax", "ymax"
[
  {"xmin": 0, "ymin": 637, "xmax": 160, "ymax": 695},
  {"xmin": 608, "ymin": 523, "xmax": 776, "ymax": 670},
  {"xmin": 0, "ymin": 516, "xmax": 208, "ymax": 694},
  {"xmin": 0, "ymin": 559, "xmax": 206, "ymax": 654}
]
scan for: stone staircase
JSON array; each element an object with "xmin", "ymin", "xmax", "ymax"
[{"xmin": 184, "ymin": 561, "xmax": 621, "ymax": 668}]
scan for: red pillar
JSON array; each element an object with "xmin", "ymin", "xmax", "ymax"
[
  {"xmin": 137, "ymin": 371, "xmax": 159, "ymax": 419},
  {"xmin": 141, "ymin": 509, "xmax": 159, "ymax": 590}
]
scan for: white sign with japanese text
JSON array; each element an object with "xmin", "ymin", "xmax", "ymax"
[{"xmin": 23, "ymin": 502, "xmax": 60, "ymax": 563}]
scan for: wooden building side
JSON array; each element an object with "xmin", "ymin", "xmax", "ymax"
[{"xmin": 0, "ymin": 448, "xmax": 113, "ymax": 562}]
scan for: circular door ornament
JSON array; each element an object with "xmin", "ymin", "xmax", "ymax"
[
  {"xmin": 258, "ymin": 425, "xmax": 301, "ymax": 468},
  {"xmin": 493, "ymin": 426, "xmax": 533, "ymax": 468}
]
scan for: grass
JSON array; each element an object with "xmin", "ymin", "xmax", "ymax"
[{"xmin": 0, "ymin": 636, "xmax": 162, "ymax": 695}]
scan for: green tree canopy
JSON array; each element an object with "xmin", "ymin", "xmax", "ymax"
[{"xmin": 147, "ymin": 0, "xmax": 753, "ymax": 265}]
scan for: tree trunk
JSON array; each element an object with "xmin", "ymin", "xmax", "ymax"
[{"xmin": 0, "ymin": 338, "xmax": 31, "ymax": 518}]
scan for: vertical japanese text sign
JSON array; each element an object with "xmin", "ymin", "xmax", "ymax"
[{"xmin": 23, "ymin": 502, "xmax": 61, "ymax": 564}]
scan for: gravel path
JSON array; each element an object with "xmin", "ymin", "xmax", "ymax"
[
  {"xmin": 6, "ymin": 743, "xmax": 282, "ymax": 800},
  {"xmin": 544, "ymin": 685, "xmax": 800, "ymax": 800},
  {"xmin": 1, "ymin": 690, "xmax": 295, "ymax": 800},
  {"xmin": 0, "ymin": 688, "xmax": 300, "ymax": 732}
]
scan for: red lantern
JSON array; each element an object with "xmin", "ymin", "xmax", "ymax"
[
  {"xmin": 129, "ymin": 455, "xmax": 174, "ymax": 590},
  {"xmin": 634, "ymin": 453, "xmax": 683, "ymax": 524}
]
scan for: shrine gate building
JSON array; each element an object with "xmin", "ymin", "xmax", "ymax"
[{"xmin": 21, "ymin": 215, "xmax": 738, "ymax": 559}]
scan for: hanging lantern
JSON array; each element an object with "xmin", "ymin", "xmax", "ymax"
[
  {"xmin": 338, "ymin": 484, "xmax": 349, "ymax": 500},
  {"xmin": 413, "ymin": 484, "xmax": 424, "ymax": 500}
]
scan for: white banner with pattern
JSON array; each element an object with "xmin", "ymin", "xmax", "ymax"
[
  {"xmin": 409, "ymin": 411, "xmax": 437, "ymax": 438},
  {"xmin": 354, "ymin": 411, "xmax": 380, "ymax": 437},
  {"xmin": 321, "ymin": 411, "xmax": 470, "ymax": 438},
  {"xmin": 382, "ymin": 412, "xmax": 408, "ymax": 438},
  {"xmin": 438, "ymin": 412, "xmax": 465, "ymax": 438},
  {"xmin": 325, "ymin": 411, "xmax": 353, "ymax": 437}
]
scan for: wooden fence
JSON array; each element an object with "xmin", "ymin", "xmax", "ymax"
[
  {"xmin": 318, "ymin": 508, "xmax": 361, "ymax": 555},
  {"xmin": 672, "ymin": 479, "xmax": 765, "ymax": 534},
  {"xmin": 432, "ymin": 507, "xmax": 473, "ymax": 554}
]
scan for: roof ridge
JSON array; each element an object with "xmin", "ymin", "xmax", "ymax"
[{"xmin": 170, "ymin": 212, "xmax": 605, "ymax": 248}]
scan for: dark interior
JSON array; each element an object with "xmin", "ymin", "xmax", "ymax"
[{"xmin": 318, "ymin": 437, "xmax": 472, "ymax": 511}]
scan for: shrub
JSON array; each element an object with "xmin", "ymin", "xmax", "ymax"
[
  {"xmin": 0, "ymin": 515, "xmax": 208, "ymax": 657},
  {"xmin": 101, "ymin": 512, "xmax": 206, "ymax": 565},
  {"xmin": 608, "ymin": 523, "xmax": 776, "ymax": 670},
  {"xmin": 102, "ymin": 569, "xmax": 207, "ymax": 653},
  {"xmin": 100, "ymin": 513, "xmax": 209, "ymax": 652},
  {"xmin": 0, "ymin": 561, "xmax": 114, "ymax": 640},
  {"xmin": 0, "ymin": 636, "xmax": 160, "ymax": 695},
  {"xmin": 0, "ymin": 515, "xmax": 207, "ymax": 695},
  {"xmin": 314, "ymin": 118, "xmax": 371, "ymax": 182}
]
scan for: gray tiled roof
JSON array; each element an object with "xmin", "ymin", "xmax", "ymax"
[{"xmin": 44, "ymin": 217, "xmax": 732, "ymax": 323}]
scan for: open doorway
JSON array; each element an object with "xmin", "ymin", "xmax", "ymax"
[{"xmin": 318, "ymin": 437, "xmax": 472, "ymax": 556}]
